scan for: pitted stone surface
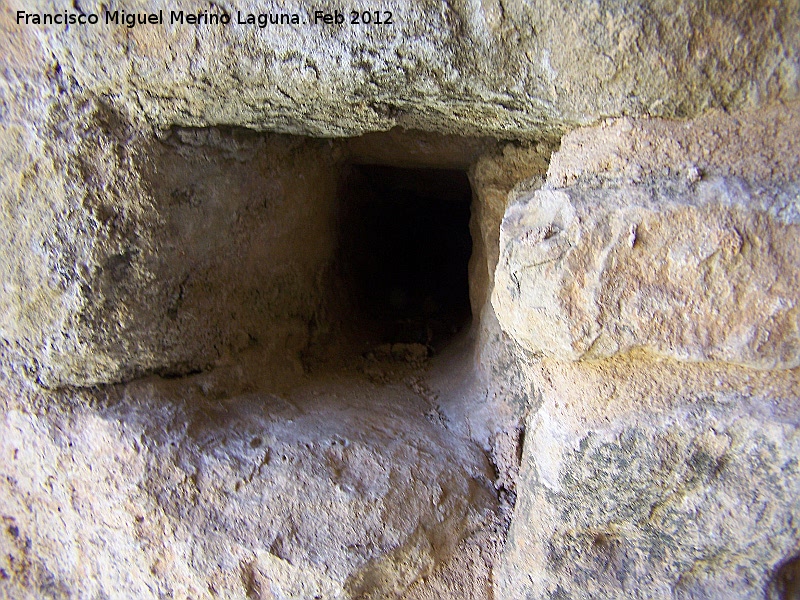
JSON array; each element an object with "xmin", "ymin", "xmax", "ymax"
[
  {"xmin": 4, "ymin": 0, "xmax": 799, "ymax": 138},
  {"xmin": 496, "ymin": 356, "xmax": 800, "ymax": 600},
  {"xmin": 493, "ymin": 177, "xmax": 800, "ymax": 368},
  {"xmin": 0, "ymin": 371, "xmax": 497, "ymax": 599},
  {"xmin": 493, "ymin": 106, "xmax": 800, "ymax": 369}
]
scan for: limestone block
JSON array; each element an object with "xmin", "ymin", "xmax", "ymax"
[
  {"xmin": 0, "ymin": 376, "xmax": 496, "ymax": 599},
  {"xmin": 0, "ymin": 99, "xmax": 340, "ymax": 387},
  {"xmin": 547, "ymin": 103, "xmax": 800, "ymax": 189},
  {"xmin": 496, "ymin": 359, "xmax": 800, "ymax": 599},
  {"xmin": 493, "ymin": 176, "xmax": 800, "ymax": 369},
  {"xmin": 6, "ymin": 0, "xmax": 799, "ymax": 138}
]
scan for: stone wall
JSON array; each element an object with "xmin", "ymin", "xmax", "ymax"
[
  {"xmin": 8, "ymin": 0, "xmax": 799, "ymax": 137},
  {"xmin": 491, "ymin": 104, "xmax": 800, "ymax": 599},
  {"xmin": 1, "ymin": 1, "xmax": 799, "ymax": 598},
  {"xmin": 0, "ymin": 109, "xmax": 342, "ymax": 387}
]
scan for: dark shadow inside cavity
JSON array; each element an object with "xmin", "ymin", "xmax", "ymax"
[
  {"xmin": 771, "ymin": 556, "xmax": 800, "ymax": 600},
  {"xmin": 338, "ymin": 165, "xmax": 473, "ymax": 352}
]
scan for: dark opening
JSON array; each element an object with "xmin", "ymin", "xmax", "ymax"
[
  {"xmin": 771, "ymin": 556, "xmax": 800, "ymax": 600},
  {"xmin": 338, "ymin": 165, "xmax": 473, "ymax": 352}
]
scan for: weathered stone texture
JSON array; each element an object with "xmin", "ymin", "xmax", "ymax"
[
  {"xmin": 493, "ymin": 105, "xmax": 800, "ymax": 369},
  {"xmin": 1, "ymin": 1, "xmax": 799, "ymax": 597},
  {"xmin": 547, "ymin": 102, "xmax": 800, "ymax": 189},
  {"xmin": 496, "ymin": 357, "xmax": 800, "ymax": 599},
  {"xmin": 6, "ymin": 0, "xmax": 800, "ymax": 138},
  {"xmin": 466, "ymin": 142, "xmax": 555, "ymax": 436},
  {"xmin": 469, "ymin": 141, "xmax": 555, "ymax": 318},
  {"xmin": 0, "ymin": 372, "xmax": 497, "ymax": 599},
  {"xmin": 0, "ymin": 109, "xmax": 341, "ymax": 387},
  {"xmin": 491, "ymin": 104, "xmax": 800, "ymax": 598}
]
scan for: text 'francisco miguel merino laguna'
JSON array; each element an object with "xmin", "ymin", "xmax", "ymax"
[{"xmin": 15, "ymin": 10, "xmax": 306, "ymax": 28}]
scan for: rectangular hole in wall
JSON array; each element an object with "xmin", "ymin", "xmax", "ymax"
[{"xmin": 336, "ymin": 164, "xmax": 474, "ymax": 353}]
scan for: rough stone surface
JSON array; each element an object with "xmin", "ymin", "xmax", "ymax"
[
  {"xmin": 464, "ymin": 141, "xmax": 556, "ymax": 449},
  {"xmin": 2, "ymin": 2, "xmax": 800, "ymax": 597},
  {"xmin": 0, "ymin": 87, "xmax": 497, "ymax": 389},
  {"xmin": 490, "ymin": 104, "xmax": 800, "ymax": 599},
  {"xmin": 547, "ymin": 102, "xmax": 800, "ymax": 189},
  {"xmin": 496, "ymin": 355, "xmax": 800, "ymax": 599},
  {"xmin": 0, "ymin": 115, "xmax": 341, "ymax": 387},
  {"xmin": 0, "ymin": 361, "xmax": 498, "ymax": 599},
  {"xmin": 468, "ymin": 141, "xmax": 555, "ymax": 318},
  {"xmin": 493, "ymin": 106, "xmax": 800, "ymax": 369},
  {"xmin": 4, "ymin": 0, "xmax": 799, "ymax": 138}
]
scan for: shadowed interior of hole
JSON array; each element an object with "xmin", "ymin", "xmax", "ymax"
[
  {"xmin": 772, "ymin": 556, "xmax": 800, "ymax": 600},
  {"xmin": 338, "ymin": 164, "xmax": 473, "ymax": 351}
]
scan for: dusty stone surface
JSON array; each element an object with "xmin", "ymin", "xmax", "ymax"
[
  {"xmin": 3, "ymin": 0, "xmax": 799, "ymax": 138},
  {"xmin": 490, "ymin": 104, "xmax": 800, "ymax": 599},
  {"xmin": 547, "ymin": 102, "xmax": 800, "ymax": 189},
  {"xmin": 2, "ymin": 3, "xmax": 799, "ymax": 597},
  {"xmin": 0, "ymin": 354, "xmax": 499, "ymax": 599},
  {"xmin": 496, "ymin": 355, "xmax": 800, "ymax": 599},
  {"xmin": 0, "ymin": 115, "xmax": 341, "ymax": 387},
  {"xmin": 493, "ymin": 106, "xmax": 800, "ymax": 369},
  {"xmin": 463, "ymin": 141, "xmax": 555, "ymax": 461}
]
